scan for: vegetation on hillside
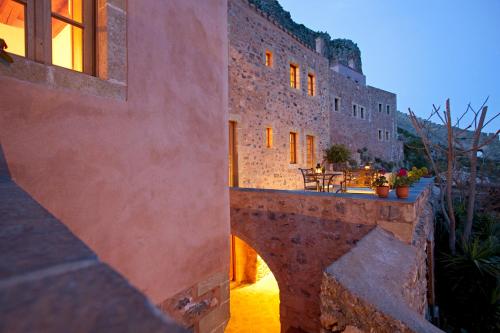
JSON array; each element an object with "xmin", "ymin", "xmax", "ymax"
[{"xmin": 407, "ymin": 99, "xmax": 499, "ymax": 332}]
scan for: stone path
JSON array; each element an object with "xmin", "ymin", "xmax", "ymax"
[{"xmin": 225, "ymin": 273, "xmax": 280, "ymax": 333}]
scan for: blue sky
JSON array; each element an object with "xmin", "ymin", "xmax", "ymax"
[{"xmin": 279, "ymin": 0, "xmax": 500, "ymax": 133}]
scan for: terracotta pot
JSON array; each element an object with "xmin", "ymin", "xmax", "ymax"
[
  {"xmin": 396, "ymin": 186, "xmax": 409, "ymax": 199},
  {"xmin": 375, "ymin": 186, "xmax": 390, "ymax": 198}
]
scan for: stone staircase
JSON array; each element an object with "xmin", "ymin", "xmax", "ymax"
[{"xmin": 0, "ymin": 145, "xmax": 187, "ymax": 333}]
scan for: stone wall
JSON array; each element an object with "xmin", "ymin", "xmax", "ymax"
[
  {"xmin": 158, "ymin": 271, "xmax": 230, "ymax": 333},
  {"xmin": 229, "ymin": 178, "xmax": 436, "ymax": 333},
  {"xmin": 229, "ymin": 0, "xmax": 403, "ymax": 190},
  {"xmin": 229, "ymin": 0, "xmax": 331, "ymax": 189},
  {"xmin": 329, "ymin": 71, "xmax": 403, "ymax": 163},
  {"xmin": 0, "ymin": 153, "xmax": 188, "ymax": 333},
  {"xmin": 319, "ymin": 181, "xmax": 440, "ymax": 333}
]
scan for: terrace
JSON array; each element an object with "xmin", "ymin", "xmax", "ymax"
[{"xmin": 228, "ymin": 177, "xmax": 440, "ymax": 332}]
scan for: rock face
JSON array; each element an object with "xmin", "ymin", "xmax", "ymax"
[{"xmin": 247, "ymin": 0, "xmax": 363, "ymax": 72}]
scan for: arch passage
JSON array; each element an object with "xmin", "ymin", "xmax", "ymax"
[
  {"xmin": 230, "ymin": 189, "xmax": 374, "ymax": 333},
  {"xmin": 226, "ymin": 236, "xmax": 280, "ymax": 332}
]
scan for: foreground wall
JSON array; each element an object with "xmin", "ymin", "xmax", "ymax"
[{"xmin": 0, "ymin": 1, "xmax": 229, "ymax": 332}]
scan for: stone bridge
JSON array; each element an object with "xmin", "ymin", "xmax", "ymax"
[{"xmin": 230, "ymin": 179, "xmax": 442, "ymax": 333}]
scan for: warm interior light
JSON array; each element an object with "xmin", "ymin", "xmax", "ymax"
[
  {"xmin": 51, "ymin": 0, "xmax": 83, "ymax": 72},
  {"xmin": 227, "ymin": 236, "xmax": 280, "ymax": 332},
  {"xmin": 0, "ymin": 0, "xmax": 26, "ymax": 56}
]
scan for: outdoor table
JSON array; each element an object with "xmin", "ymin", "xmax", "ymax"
[{"xmin": 314, "ymin": 172, "xmax": 343, "ymax": 192}]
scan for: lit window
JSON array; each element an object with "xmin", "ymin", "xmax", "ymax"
[
  {"xmin": 378, "ymin": 130, "xmax": 383, "ymax": 141},
  {"xmin": 307, "ymin": 73, "xmax": 315, "ymax": 96},
  {"xmin": 0, "ymin": 0, "xmax": 95, "ymax": 74},
  {"xmin": 378, "ymin": 103, "xmax": 382, "ymax": 113},
  {"xmin": 334, "ymin": 98, "xmax": 340, "ymax": 112},
  {"xmin": 266, "ymin": 128, "xmax": 273, "ymax": 148},
  {"xmin": 265, "ymin": 50, "xmax": 273, "ymax": 67},
  {"xmin": 51, "ymin": 0, "xmax": 85, "ymax": 71},
  {"xmin": 290, "ymin": 64, "xmax": 299, "ymax": 89},
  {"xmin": 352, "ymin": 104, "xmax": 357, "ymax": 117},
  {"xmin": 386, "ymin": 105, "xmax": 390, "ymax": 114},
  {"xmin": 0, "ymin": 0, "xmax": 26, "ymax": 57},
  {"xmin": 289, "ymin": 132, "xmax": 297, "ymax": 164},
  {"xmin": 360, "ymin": 107, "xmax": 365, "ymax": 119},
  {"xmin": 385, "ymin": 131, "xmax": 390, "ymax": 141},
  {"xmin": 306, "ymin": 135, "xmax": 315, "ymax": 168}
]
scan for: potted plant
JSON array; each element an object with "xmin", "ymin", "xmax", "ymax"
[
  {"xmin": 393, "ymin": 168, "xmax": 413, "ymax": 199},
  {"xmin": 372, "ymin": 169, "xmax": 390, "ymax": 198},
  {"xmin": 324, "ymin": 144, "xmax": 351, "ymax": 171}
]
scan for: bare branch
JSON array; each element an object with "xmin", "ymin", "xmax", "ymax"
[{"xmin": 482, "ymin": 111, "xmax": 500, "ymax": 129}]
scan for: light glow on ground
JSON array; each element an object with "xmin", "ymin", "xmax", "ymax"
[{"xmin": 225, "ymin": 270, "xmax": 280, "ymax": 333}]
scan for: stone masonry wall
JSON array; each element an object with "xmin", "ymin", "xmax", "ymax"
[
  {"xmin": 319, "ymin": 181, "xmax": 440, "ymax": 333},
  {"xmin": 158, "ymin": 271, "xmax": 229, "ymax": 333},
  {"xmin": 229, "ymin": 0, "xmax": 331, "ymax": 189},
  {"xmin": 329, "ymin": 71, "xmax": 403, "ymax": 163},
  {"xmin": 229, "ymin": 179, "xmax": 435, "ymax": 332},
  {"xmin": 229, "ymin": 0, "xmax": 403, "ymax": 190}
]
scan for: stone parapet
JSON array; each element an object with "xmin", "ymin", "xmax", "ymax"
[
  {"xmin": 0, "ymin": 155, "xmax": 187, "ymax": 333},
  {"xmin": 320, "ymin": 228, "xmax": 442, "ymax": 333},
  {"xmin": 232, "ymin": 178, "xmax": 435, "ymax": 244},
  {"xmin": 229, "ymin": 178, "xmax": 435, "ymax": 332}
]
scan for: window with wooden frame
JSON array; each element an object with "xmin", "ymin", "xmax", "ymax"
[
  {"xmin": 0, "ymin": 0, "xmax": 27, "ymax": 57},
  {"xmin": 265, "ymin": 50, "xmax": 272, "ymax": 67},
  {"xmin": 265, "ymin": 127, "xmax": 273, "ymax": 148},
  {"xmin": 334, "ymin": 97, "xmax": 340, "ymax": 112},
  {"xmin": 352, "ymin": 104, "xmax": 357, "ymax": 117},
  {"xmin": 0, "ymin": 0, "xmax": 95, "ymax": 74},
  {"xmin": 307, "ymin": 73, "xmax": 315, "ymax": 96},
  {"xmin": 289, "ymin": 63, "xmax": 299, "ymax": 89},
  {"xmin": 289, "ymin": 132, "xmax": 297, "ymax": 164},
  {"xmin": 306, "ymin": 135, "xmax": 315, "ymax": 168}
]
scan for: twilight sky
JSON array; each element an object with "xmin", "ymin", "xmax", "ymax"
[{"xmin": 279, "ymin": 0, "xmax": 500, "ymax": 133}]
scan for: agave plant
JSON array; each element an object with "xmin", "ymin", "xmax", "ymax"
[{"xmin": 439, "ymin": 215, "xmax": 500, "ymax": 332}]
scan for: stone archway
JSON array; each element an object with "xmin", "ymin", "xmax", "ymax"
[
  {"xmin": 226, "ymin": 235, "xmax": 281, "ymax": 333},
  {"xmin": 230, "ymin": 189, "xmax": 374, "ymax": 333}
]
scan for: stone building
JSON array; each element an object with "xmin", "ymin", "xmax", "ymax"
[
  {"xmin": 229, "ymin": 0, "xmax": 403, "ymax": 190},
  {"xmin": 1, "ymin": 0, "xmax": 438, "ymax": 333},
  {"xmin": 0, "ymin": 1, "xmax": 229, "ymax": 332}
]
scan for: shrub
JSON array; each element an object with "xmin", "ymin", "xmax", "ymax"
[{"xmin": 324, "ymin": 144, "xmax": 351, "ymax": 165}]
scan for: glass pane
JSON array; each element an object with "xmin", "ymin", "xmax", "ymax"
[
  {"xmin": 0, "ymin": 0, "xmax": 26, "ymax": 56},
  {"xmin": 52, "ymin": 18, "xmax": 83, "ymax": 72},
  {"xmin": 51, "ymin": 0, "xmax": 82, "ymax": 23}
]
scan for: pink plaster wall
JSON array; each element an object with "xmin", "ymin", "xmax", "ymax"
[{"xmin": 0, "ymin": 0, "xmax": 229, "ymax": 304}]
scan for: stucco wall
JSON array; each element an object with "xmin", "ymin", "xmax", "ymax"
[{"xmin": 0, "ymin": 2, "xmax": 229, "ymax": 329}]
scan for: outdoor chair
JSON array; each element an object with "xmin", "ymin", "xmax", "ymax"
[
  {"xmin": 299, "ymin": 168, "xmax": 319, "ymax": 191},
  {"xmin": 324, "ymin": 173, "xmax": 343, "ymax": 193}
]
